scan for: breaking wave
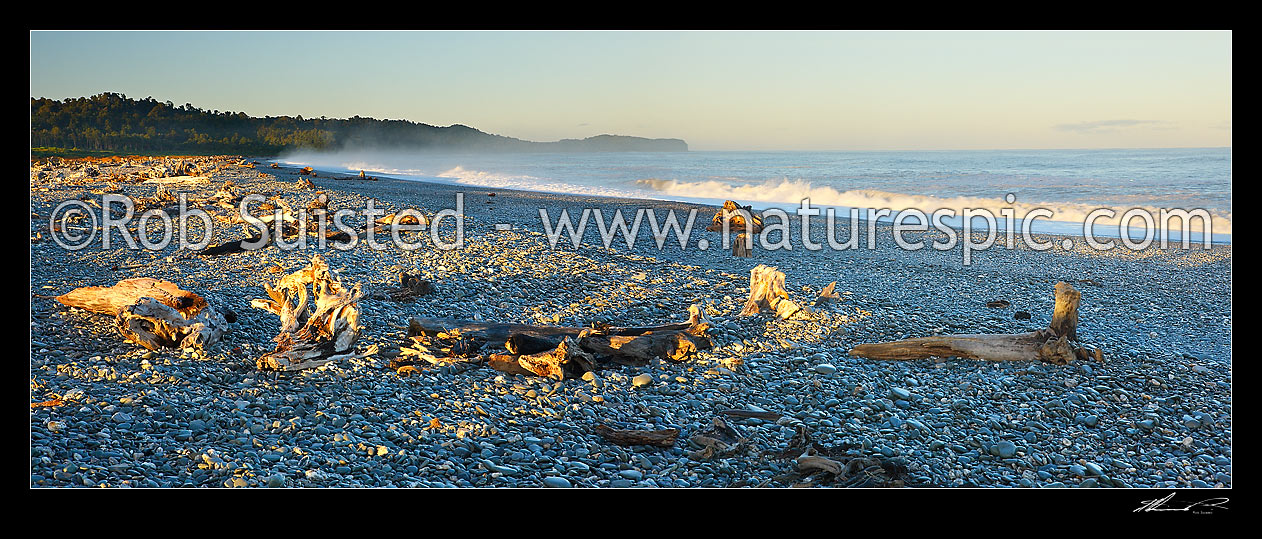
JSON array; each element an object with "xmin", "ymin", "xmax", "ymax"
[{"xmin": 635, "ymin": 177, "xmax": 1231, "ymax": 235}]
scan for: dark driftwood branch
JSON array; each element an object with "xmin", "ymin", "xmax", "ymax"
[
  {"xmin": 594, "ymin": 425, "xmax": 680, "ymax": 448},
  {"xmin": 797, "ymin": 454, "xmax": 844, "ymax": 475},
  {"xmin": 407, "ymin": 309, "xmax": 704, "ymax": 348},
  {"xmin": 849, "ymin": 281, "xmax": 1095, "ymax": 365},
  {"xmin": 688, "ymin": 416, "xmax": 748, "ymax": 460},
  {"xmin": 719, "ymin": 409, "xmax": 783, "ymax": 421},
  {"xmin": 197, "ymin": 234, "xmax": 270, "ymax": 256}
]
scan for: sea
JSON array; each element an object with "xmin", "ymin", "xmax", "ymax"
[{"xmin": 279, "ymin": 147, "xmax": 1232, "ymax": 244}]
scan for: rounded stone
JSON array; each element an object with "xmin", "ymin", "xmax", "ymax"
[{"xmin": 542, "ymin": 476, "xmax": 572, "ymax": 488}]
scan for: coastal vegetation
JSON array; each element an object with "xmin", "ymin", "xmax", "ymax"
[{"xmin": 30, "ymin": 93, "xmax": 687, "ymax": 158}]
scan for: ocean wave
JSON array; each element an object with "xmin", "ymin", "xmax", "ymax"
[
  {"xmin": 433, "ymin": 166, "xmax": 642, "ymax": 198},
  {"xmin": 635, "ymin": 177, "xmax": 1231, "ymax": 235},
  {"xmin": 436, "ymin": 166, "xmax": 542, "ymax": 186}
]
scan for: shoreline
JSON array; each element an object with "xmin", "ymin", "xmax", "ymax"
[
  {"xmin": 30, "ymin": 155, "xmax": 1232, "ymax": 488},
  {"xmin": 265, "ymin": 157, "xmax": 1233, "ymax": 250}
]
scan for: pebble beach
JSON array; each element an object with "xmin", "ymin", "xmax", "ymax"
[{"xmin": 29, "ymin": 155, "xmax": 1232, "ymax": 488}]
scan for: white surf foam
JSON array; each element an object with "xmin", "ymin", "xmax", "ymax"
[{"xmin": 635, "ymin": 177, "xmax": 1232, "ymax": 237}]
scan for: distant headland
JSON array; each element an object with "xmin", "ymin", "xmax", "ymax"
[{"xmin": 30, "ymin": 93, "xmax": 688, "ymax": 157}]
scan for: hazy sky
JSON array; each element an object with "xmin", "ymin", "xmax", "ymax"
[{"xmin": 30, "ymin": 30, "xmax": 1231, "ymax": 151}]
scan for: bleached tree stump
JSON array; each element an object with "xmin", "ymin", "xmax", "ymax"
[
  {"xmin": 1049, "ymin": 281, "xmax": 1080, "ymax": 341},
  {"xmin": 732, "ymin": 233, "xmax": 752, "ymax": 257},
  {"xmin": 250, "ymin": 253, "xmax": 365, "ymax": 371},
  {"xmin": 740, "ymin": 264, "xmax": 807, "ymax": 319}
]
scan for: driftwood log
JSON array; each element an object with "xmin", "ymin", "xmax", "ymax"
[
  {"xmin": 740, "ymin": 264, "xmax": 808, "ymax": 319},
  {"xmin": 142, "ymin": 175, "xmax": 209, "ymax": 185},
  {"xmin": 404, "ymin": 304, "xmax": 713, "ymax": 380},
  {"xmin": 197, "ymin": 234, "xmax": 271, "ymax": 256},
  {"xmin": 594, "ymin": 425, "xmax": 680, "ymax": 448},
  {"xmin": 688, "ymin": 416, "xmax": 749, "ymax": 460},
  {"xmin": 250, "ymin": 254, "xmax": 365, "ymax": 370},
  {"xmin": 375, "ymin": 212, "xmax": 427, "ymax": 227},
  {"xmin": 719, "ymin": 409, "xmax": 783, "ymax": 421},
  {"xmin": 849, "ymin": 281, "xmax": 1099, "ymax": 365},
  {"xmin": 56, "ymin": 277, "xmax": 206, "ymax": 318},
  {"xmin": 55, "ymin": 278, "xmax": 229, "ymax": 350}
]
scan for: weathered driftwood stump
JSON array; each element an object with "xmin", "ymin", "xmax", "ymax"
[
  {"xmin": 405, "ymin": 304, "xmax": 714, "ymax": 380},
  {"xmin": 732, "ymin": 233, "xmax": 752, "ymax": 258},
  {"xmin": 740, "ymin": 264, "xmax": 808, "ymax": 319},
  {"xmin": 849, "ymin": 281, "xmax": 1099, "ymax": 365},
  {"xmin": 706, "ymin": 200, "xmax": 764, "ymax": 234},
  {"xmin": 707, "ymin": 200, "xmax": 762, "ymax": 257},
  {"xmin": 55, "ymin": 278, "xmax": 228, "ymax": 350},
  {"xmin": 250, "ymin": 253, "xmax": 364, "ymax": 371}
]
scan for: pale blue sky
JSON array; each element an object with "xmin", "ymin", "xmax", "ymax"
[{"xmin": 30, "ymin": 30, "xmax": 1231, "ymax": 151}]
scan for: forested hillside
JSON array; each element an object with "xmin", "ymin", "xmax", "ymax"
[{"xmin": 30, "ymin": 93, "xmax": 688, "ymax": 156}]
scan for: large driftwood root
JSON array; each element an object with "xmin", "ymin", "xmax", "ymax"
[
  {"xmin": 849, "ymin": 281, "xmax": 1100, "ymax": 365},
  {"xmin": 250, "ymin": 254, "xmax": 365, "ymax": 371},
  {"xmin": 740, "ymin": 264, "xmax": 808, "ymax": 319},
  {"xmin": 403, "ymin": 304, "xmax": 714, "ymax": 380},
  {"xmin": 117, "ymin": 298, "xmax": 228, "ymax": 350},
  {"xmin": 55, "ymin": 278, "xmax": 228, "ymax": 350}
]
